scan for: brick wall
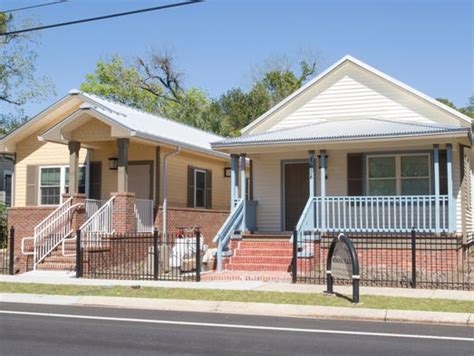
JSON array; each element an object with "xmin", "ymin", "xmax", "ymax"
[
  {"xmin": 155, "ymin": 206, "xmax": 229, "ymax": 247},
  {"xmin": 7, "ymin": 206, "xmax": 55, "ymax": 273}
]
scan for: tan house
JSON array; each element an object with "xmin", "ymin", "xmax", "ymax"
[
  {"xmin": 0, "ymin": 90, "xmax": 232, "ymax": 271},
  {"xmin": 212, "ymin": 56, "xmax": 473, "ymax": 272}
]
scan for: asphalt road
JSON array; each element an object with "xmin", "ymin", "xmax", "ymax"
[{"xmin": 0, "ymin": 302, "xmax": 472, "ymax": 356}]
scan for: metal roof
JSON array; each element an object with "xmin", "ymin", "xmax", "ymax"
[
  {"xmin": 213, "ymin": 118, "xmax": 470, "ymax": 148},
  {"xmin": 76, "ymin": 91, "xmax": 226, "ymax": 156}
]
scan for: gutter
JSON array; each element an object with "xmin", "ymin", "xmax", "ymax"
[{"xmin": 162, "ymin": 146, "xmax": 181, "ymax": 238}]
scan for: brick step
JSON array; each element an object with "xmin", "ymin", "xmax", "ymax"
[
  {"xmin": 36, "ymin": 262, "xmax": 75, "ymax": 271},
  {"xmin": 50, "ymin": 248, "xmax": 76, "ymax": 256},
  {"xmin": 234, "ymin": 249, "xmax": 292, "ymax": 257},
  {"xmin": 235, "ymin": 241, "xmax": 292, "ymax": 249},
  {"xmin": 224, "ymin": 263, "xmax": 290, "ymax": 272},
  {"xmin": 229, "ymin": 256, "xmax": 292, "ymax": 265},
  {"xmin": 42, "ymin": 255, "xmax": 76, "ymax": 263}
]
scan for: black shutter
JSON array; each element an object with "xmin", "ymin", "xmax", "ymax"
[
  {"xmin": 205, "ymin": 169, "xmax": 212, "ymax": 209},
  {"xmin": 26, "ymin": 165, "xmax": 38, "ymax": 206},
  {"xmin": 89, "ymin": 161, "xmax": 102, "ymax": 200},
  {"xmin": 347, "ymin": 153, "xmax": 363, "ymax": 196},
  {"xmin": 187, "ymin": 166, "xmax": 195, "ymax": 207},
  {"xmin": 439, "ymin": 150, "xmax": 448, "ymax": 195}
]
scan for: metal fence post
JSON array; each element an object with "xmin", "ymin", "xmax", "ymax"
[
  {"xmin": 195, "ymin": 229, "xmax": 201, "ymax": 282},
  {"xmin": 76, "ymin": 229, "xmax": 82, "ymax": 278},
  {"xmin": 8, "ymin": 226, "xmax": 14, "ymax": 275},
  {"xmin": 292, "ymin": 229, "xmax": 298, "ymax": 283},
  {"xmin": 411, "ymin": 228, "xmax": 416, "ymax": 289},
  {"xmin": 153, "ymin": 228, "xmax": 159, "ymax": 281}
]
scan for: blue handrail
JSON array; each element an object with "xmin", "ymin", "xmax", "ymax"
[{"xmin": 214, "ymin": 199, "xmax": 245, "ymax": 272}]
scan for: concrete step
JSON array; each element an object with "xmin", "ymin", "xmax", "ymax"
[
  {"xmin": 235, "ymin": 241, "xmax": 292, "ymax": 249},
  {"xmin": 42, "ymin": 255, "xmax": 76, "ymax": 263}
]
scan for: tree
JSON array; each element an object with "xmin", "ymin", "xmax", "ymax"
[
  {"xmin": 0, "ymin": 13, "xmax": 54, "ymax": 134},
  {"xmin": 437, "ymin": 96, "xmax": 474, "ymax": 119},
  {"xmin": 81, "ymin": 51, "xmax": 320, "ymax": 136}
]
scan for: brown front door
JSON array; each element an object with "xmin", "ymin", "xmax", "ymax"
[{"xmin": 284, "ymin": 162, "xmax": 309, "ymax": 231}]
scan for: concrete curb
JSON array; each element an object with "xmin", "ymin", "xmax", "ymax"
[{"xmin": 1, "ymin": 293, "xmax": 472, "ymax": 326}]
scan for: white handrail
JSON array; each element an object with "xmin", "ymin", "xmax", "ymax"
[
  {"xmin": 80, "ymin": 195, "xmax": 116, "ymax": 247},
  {"xmin": 135, "ymin": 199, "xmax": 154, "ymax": 233},
  {"xmin": 32, "ymin": 197, "xmax": 77, "ymax": 269}
]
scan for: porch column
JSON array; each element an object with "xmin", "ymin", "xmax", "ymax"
[
  {"xmin": 308, "ymin": 150, "xmax": 315, "ymax": 197},
  {"xmin": 446, "ymin": 144, "xmax": 455, "ymax": 232},
  {"xmin": 320, "ymin": 150, "xmax": 327, "ymax": 231},
  {"xmin": 240, "ymin": 153, "xmax": 247, "ymax": 232},
  {"xmin": 433, "ymin": 144, "xmax": 440, "ymax": 232},
  {"xmin": 230, "ymin": 154, "xmax": 239, "ymax": 211},
  {"xmin": 68, "ymin": 141, "xmax": 81, "ymax": 194},
  {"xmin": 117, "ymin": 138, "xmax": 129, "ymax": 193}
]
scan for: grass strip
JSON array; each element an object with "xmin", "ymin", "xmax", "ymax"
[{"xmin": 0, "ymin": 282, "xmax": 472, "ymax": 314}]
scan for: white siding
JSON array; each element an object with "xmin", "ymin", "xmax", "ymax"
[
  {"xmin": 251, "ymin": 142, "xmax": 463, "ymax": 232},
  {"xmin": 250, "ymin": 64, "xmax": 466, "ymax": 134}
]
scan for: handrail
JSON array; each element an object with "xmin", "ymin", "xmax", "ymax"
[
  {"xmin": 135, "ymin": 198, "xmax": 154, "ymax": 233},
  {"xmin": 80, "ymin": 195, "xmax": 116, "ymax": 247},
  {"xmin": 214, "ymin": 199, "xmax": 245, "ymax": 272},
  {"xmin": 294, "ymin": 195, "xmax": 451, "ymax": 242}
]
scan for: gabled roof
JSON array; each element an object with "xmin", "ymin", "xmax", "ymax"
[
  {"xmin": 242, "ymin": 55, "xmax": 472, "ymax": 134},
  {"xmin": 213, "ymin": 118, "xmax": 470, "ymax": 148},
  {"xmin": 1, "ymin": 89, "xmax": 227, "ymax": 159}
]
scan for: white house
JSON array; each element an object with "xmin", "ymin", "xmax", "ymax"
[{"xmin": 211, "ymin": 55, "xmax": 472, "ymax": 271}]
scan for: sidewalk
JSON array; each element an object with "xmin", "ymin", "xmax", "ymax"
[
  {"xmin": 1, "ymin": 293, "xmax": 473, "ymax": 326},
  {"xmin": 0, "ymin": 270, "xmax": 472, "ymax": 301}
]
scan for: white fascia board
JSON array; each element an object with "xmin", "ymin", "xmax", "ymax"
[
  {"xmin": 132, "ymin": 131, "xmax": 229, "ymax": 160},
  {"xmin": 242, "ymin": 55, "xmax": 472, "ymax": 134},
  {"xmin": 212, "ymin": 131, "xmax": 470, "ymax": 150}
]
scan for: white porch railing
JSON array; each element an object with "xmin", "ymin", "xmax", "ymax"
[
  {"xmin": 134, "ymin": 198, "xmax": 154, "ymax": 233},
  {"xmin": 28, "ymin": 197, "xmax": 82, "ymax": 269},
  {"xmin": 80, "ymin": 195, "xmax": 115, "ymax": 247},
  {"xmin": 296, "ymin": 195, "xmax": 451, "ymax": 239},
  {"xmin": 85, "ymin": 199, "xmax": 106, "ymax": 219}
]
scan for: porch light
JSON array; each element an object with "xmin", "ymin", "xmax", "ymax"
[
  {"xmin": 108, "ymin": 157, "xmax": 118, "ymax": 170},
  {"xmin": 224, "ymin": 167, "xmax": 231, "ymax": 178}
]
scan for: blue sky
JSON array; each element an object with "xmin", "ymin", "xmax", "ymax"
[{"xmin": 4, "ymin": 0, "xmax": 473, "ymax": 118}]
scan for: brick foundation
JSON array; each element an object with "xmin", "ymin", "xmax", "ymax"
[{"xmin": 155, "ymin": 206, "xmax": 229, "ymax": 247}]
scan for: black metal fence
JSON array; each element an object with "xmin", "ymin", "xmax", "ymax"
[
  {"xmin": 293, "ymin": 230, "xmax": 473, "ymax": 290},
  {"xmin": 77, "ymin": 229, "xmax": 201, "ymax": 281},
  {"xmin": 0, "ymin": 226, "xmax": 15, "ymax": 275}
]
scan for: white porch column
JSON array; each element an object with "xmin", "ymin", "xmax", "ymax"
[
  {"xmin": 447, "ymin": 144, "xmax": 455, "ymax": 232},
  {"xmin": 117, "ymin": 138, "xmax": 129, "ymax": 193},
  {"xmin": 230, "ymin": 154, "xmax": 239, "ymax": 210},
  {"xmin": 320, "ymin": 150, "xmax": 327, "ymax": 231},
  {"xmin": 308, "ymin": 150, "xmax": 315, "ymax": 198},
  {"xmin": 68, "ymin": 141, "xmax": 81, "ymax": 194},
  {"xmin": 433, "ymin": 144, "xmax": 440, "ymax": 232},
  {"xmin": 240, "ymin": 153, "xmax": 247, "ymax": 232}
]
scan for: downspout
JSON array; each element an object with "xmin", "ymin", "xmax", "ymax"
[{"xmin": 162, "ymin": 146, "xmax": 181, "ymax": 239}]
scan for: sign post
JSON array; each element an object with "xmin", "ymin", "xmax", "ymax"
[{"xmin": 326, "ymin": 233, "xmax": 360, "ymax": 304}]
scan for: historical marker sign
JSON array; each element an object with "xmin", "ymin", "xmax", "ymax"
[{"xmin": 326, "ymin": 233, "xmax": 360, "ymax": 303}]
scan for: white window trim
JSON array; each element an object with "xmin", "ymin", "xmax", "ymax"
[
  {"xmin": 366, "ymin": 153, "xmax": 431, "ymax": 196},
  {"xmin": 194, "ymin": 169, "xmax": 206, "ymax": 208},
  {"xmin": 38, "ymin": 164, "xmax": 89, "ymax": 206}
]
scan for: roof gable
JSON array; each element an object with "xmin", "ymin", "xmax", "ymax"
[{"xmin": 242, "ymin": 55, "xmax": 471, "ymax": 135}]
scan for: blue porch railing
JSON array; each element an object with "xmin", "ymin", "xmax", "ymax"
[
  {"xmin": 213, "ymin": 199, "xmax": 245, "ymax": 272},
  {"xmin": 295, "ymin": 195, "xmax": 452, "ymax": 241}
]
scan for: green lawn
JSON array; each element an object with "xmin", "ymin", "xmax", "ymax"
[{"xmin": 0, "ymin": 282, "xmax": 472, "ymax": 314}]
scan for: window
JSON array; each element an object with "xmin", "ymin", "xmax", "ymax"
[
  {"xmin": 39, "ymin": 166, "xmax": 87, "ymax": 205},
  {"xmin": 194, "ymin": 169, "xmax": 206, "ymax": 208},
  {"xmin": 367, "ymin": 154, "xmax": 430, "ymax": 196}
]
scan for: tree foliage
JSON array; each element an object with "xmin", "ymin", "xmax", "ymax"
[
  {"xmin": 0, "ymin": 13, "xmax": 54, "ymax": 134},
  {"xmin": 81, "ymin": 50, "xmax": 319, "ymax": 136},
  {"xmin": 436, "ymin": 96, "xmax": 474, "ymax": 119}
]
